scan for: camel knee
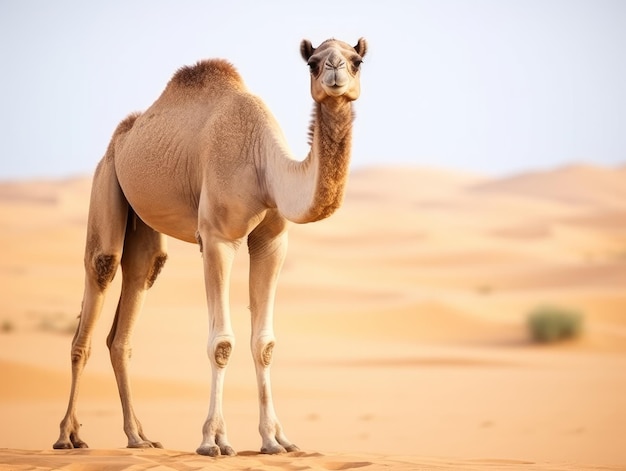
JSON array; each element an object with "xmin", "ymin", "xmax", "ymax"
[
  {"xmin": 88, "ymin": 252, "xmax": 120, "ymax": 290},
  {"xmin": 108, "ymin": 339, "xmax": 131, "ymax": 363},
  {"xmin": 252, "ymin": 336, "xmax": 276, "ymax": 367},
  {"xmin": 210, "ymin": 335, "xmax": 235, "ymax": 368},
  {"xmin": 146, "ymin": 253, "xmax": 167, "ymax": 289},
  {"xmin": 70, "ymin": 344, "xmax": 91, "ymax": 367}
]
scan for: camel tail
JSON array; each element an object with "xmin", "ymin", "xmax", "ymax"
[
  {"xmin": 114, "ymin": 112, "xmax": 142, "ymax": 135},
  {"xmin": 103, "ymin": 112, "xmax": 142, "ymax": 162}
]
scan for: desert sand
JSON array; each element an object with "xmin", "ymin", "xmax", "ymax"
[{"xmin": 1, "ymin": 163, "xmax": 625, "ymax": 470}]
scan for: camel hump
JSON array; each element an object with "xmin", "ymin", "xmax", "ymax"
[{"xmin": 169, "ymin": 59, "xmax": 243, "ymax": 89}]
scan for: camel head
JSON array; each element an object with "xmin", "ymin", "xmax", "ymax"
[{"xmin": 300, "ymin": 37, "xmax": 367, "ymax": 103}]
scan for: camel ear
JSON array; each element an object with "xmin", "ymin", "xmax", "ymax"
[
  {"xmin": 354, "ymin": 37, "xmax": 367, "ymax": 58},
  {"xmin": 300, "ymin": 39, "xmax": 315, "ymax": 62}
]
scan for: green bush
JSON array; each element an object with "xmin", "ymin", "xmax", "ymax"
[
  {"xmin": 527, "ymin": 306, "xmax": 584, "ymax": 343},
  {"xmin": 1, "ymin": 319, "xmax": 15, "ymax": 333}
]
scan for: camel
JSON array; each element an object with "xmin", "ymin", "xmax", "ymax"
[{"xmin": 52, "ymin": 37, "xmax": 367, "ymax": 456}]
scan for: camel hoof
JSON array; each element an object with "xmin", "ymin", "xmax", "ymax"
[
  {"xmin": 196, "ymin": 443, "xmax": 236, "ymax": 457},
  {"xmin": 196, "ymin": 444, "xmax": 221, "ymax": 457},
  {"xmin": 261, "ymin": 443, "xmax": 287, "ymax": 455},
  {"xmin": 220, "ymin": 445, "xmax": 236, "ymax": 456},
  {"xmin": 128, "ymin": 440, "xmax": 161, "ymax": 449},
  {"xmin": 52, "ymin": 441, "xmax": 73, "ymax": 450},
  {"xmin": 285, "ymin": 444, "xmax": 300, "ymax": 452},
  {"xmin": 53, "ymin": 438, "xmax": 89, "ymax": 450}
]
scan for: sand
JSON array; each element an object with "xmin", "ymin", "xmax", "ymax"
[{"xmin": 1, "ymin": 163, "xmax": 625, "ymax": 470}]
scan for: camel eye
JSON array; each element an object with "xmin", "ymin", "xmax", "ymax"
[
  {"xmin": 307, "ymin": 59, "xmax": 319, "ymax": 74},
  {"xmin": 351, "ymin": 58, "xmax": 363, "ymax": 73}
]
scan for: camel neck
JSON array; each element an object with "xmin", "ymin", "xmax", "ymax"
[
  {"xmin": 264, "ymin": 99, "xmax": 354, "ymax": 224},
  {"xmin": 304, "ymin": 100, "xmax": 354, "ymax": 221}
]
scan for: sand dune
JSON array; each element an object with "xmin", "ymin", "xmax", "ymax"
[
  {"xmin": 469, "ymin": 163, "xmax": 626, "ymax": 207},
  {"xmin": 4, "ymin": 448, "xmax": 611, "ymax": 471},
  {"xmin": 1, "ymin": 163, "xmax": 625, "ymax": 470}
]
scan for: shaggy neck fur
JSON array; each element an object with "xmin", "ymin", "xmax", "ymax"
[{"xmin": 268, "ymin": 99, "xmax": 354, "ymax": 224}]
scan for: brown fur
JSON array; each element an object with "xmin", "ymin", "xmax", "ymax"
[
  {"xmin": 115, "ymin": 112, "xmax": 142, "ymax": 135},
  {"xmin": 94, "ymin": 254, "xmax": 117, "ymax": 290},
  {"xmin": 170, "ymin": 59, "xmax": 242, "ymax": 88},
  {"xmin": 306, "ymin": 101, "xmax": 355, "ymax": 221},
  {"xmin": 146, "ymin": 254, "xmax": 168, "ymax": 289}
]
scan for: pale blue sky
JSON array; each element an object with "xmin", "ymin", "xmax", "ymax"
[{"xmin": 1, "ymin": 0, "xmax": 625, "ymax": 179}]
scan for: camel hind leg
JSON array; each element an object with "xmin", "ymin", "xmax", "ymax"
[
  {"xmin": 53, "ymin": 156, "xmax": 128, "ymax": 449},
  {"xmin": 106, "ymin": 210, "xmax": 167, "ymax": 448}
]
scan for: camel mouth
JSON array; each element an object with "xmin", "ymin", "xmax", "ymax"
[{"xmin": 323, "ymin": 84, "xmax": 349, "ymax": 97}]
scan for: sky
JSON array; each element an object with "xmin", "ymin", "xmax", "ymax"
[{"xmin": 1, "ymin": 0, "xmax": 625, "ymax": 180}]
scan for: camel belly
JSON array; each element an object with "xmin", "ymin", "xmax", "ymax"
[
  {"xmin": 112, "ymin": 111, "xmax": 206, "ymax": 243},
  {"xmin": 115, "ymin": 159, "xmax": 201, "ymax": 243},
  {"xmin": 112, "ymin": 105, "xmax": 261, "ymax": 244},
  {"xmin": 122, "ymin": 181, "xmax": 200, "ymax": 243}
]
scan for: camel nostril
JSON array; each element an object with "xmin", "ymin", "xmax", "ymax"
[{"xmin": 325, "ymin": 60, "xmax": 346, "ymax": 71}]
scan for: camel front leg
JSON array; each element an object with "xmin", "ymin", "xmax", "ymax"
[
  {"xmin": 196, "ymin": 235, "xmax": 239, "ymax": 457},
  {"xmin": 248, "ymin": 218, "xmax": 299, "ymax": 454}
]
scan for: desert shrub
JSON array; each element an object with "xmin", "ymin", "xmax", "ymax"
[
  {"xmin": 1, "ymin": 319, "xmax": 15, "ymax": 333},
  {"xmin": 527, "ymin": 306, "xmax": 584, "ymax": 343},
  {"xmin": 62, "ymin": 317, "xmax": 79, "ymax": 336},
  {"xmin": 476, "ymin": 284, "xmax": 493, "ymax": 295},
  {"xmin": 36, "ymin": 313, "xmax": 78, "ymax": 336}
]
